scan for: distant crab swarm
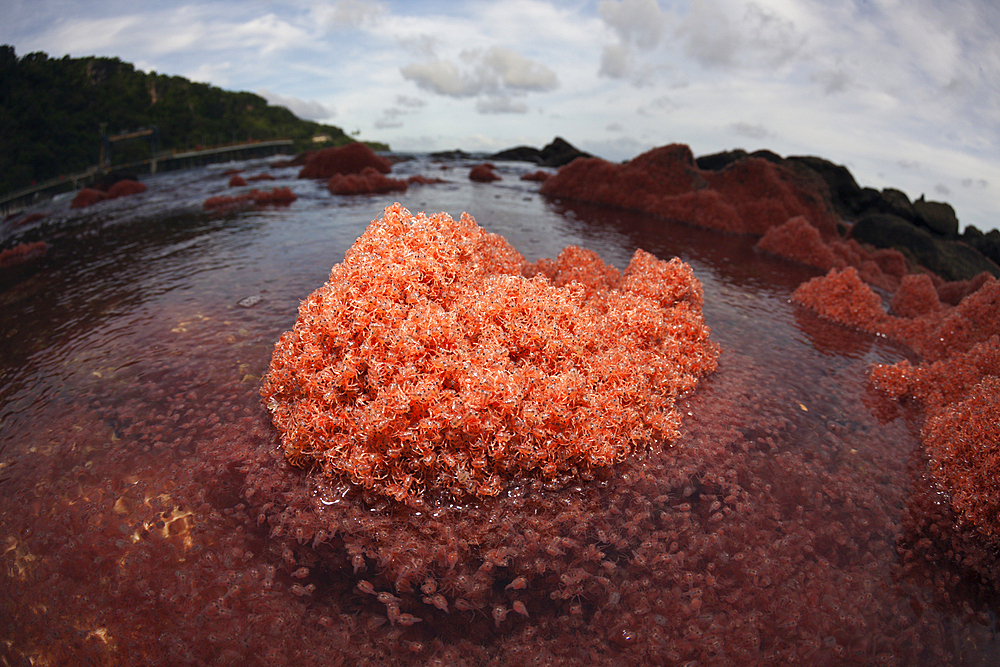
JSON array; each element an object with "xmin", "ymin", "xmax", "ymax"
[{"xmin": 261, "ymin": 203, "xmax": 719, "ymax": 503}]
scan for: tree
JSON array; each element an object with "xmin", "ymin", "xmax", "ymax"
[{"xmin": 0, "ymin": 45, "xmax": 362, "ymax": 196}]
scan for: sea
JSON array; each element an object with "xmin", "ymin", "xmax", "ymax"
[{"xmin": 0, "ymin": 154, "xmax": 996, "ymax": 666}]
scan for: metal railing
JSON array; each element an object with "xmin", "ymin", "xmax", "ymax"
[{"xmin": 2, "ymin": 139, "xmax": 295, "ymax": 218}]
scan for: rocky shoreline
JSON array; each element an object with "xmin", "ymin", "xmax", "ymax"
[
  {"xmin": 696, "ymin": 147, "xmax": 1000, "ymax": 281},
  {"xmin": 500, "ymin": 139, "xmax": 998, "ymax": 282},
  {"xmin": 2, "ymin": 138, "xmax": 999, "ymax": 665},
  {"xmin": 535, "ymin": 140, "xmax": 1000, "ymax": 588},
  {"xmin": 487, "ymin": 137, "xmax": 593, "ymax": 168}
]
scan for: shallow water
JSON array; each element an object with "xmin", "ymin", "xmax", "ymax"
[{"xmin": 0, "ymin": 156, "xmax": 996, "ymax": 666}]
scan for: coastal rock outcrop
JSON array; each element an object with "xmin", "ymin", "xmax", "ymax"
[
  {"xmin": 105, "ymin": 179, "xmax": 147, "ymax": 199},
  {"xmin": 0, "ymin": 240, "xmax": 47, "ymax": 268},
  {"xmin": 913, "ymin": 196, "xmax": 959, "ymax": 238},
  {"xmin": 541, "ymin": 143, "xmax": 838, "ymax": 237},
  {"xmin": 544, "ymin": 143, "xmax": 1000, "ymax": 285},
  {"xmin": 203, "ymin": 187, "xmax": 297, "ymax": 211},
  {"xmin": 428, "ymin": 149, "xmax": 475, "ymax": 160},
  {"xmin": 298, "ymin": 142, "xmax": 392, "ymax": 180},
  {"xmin": 783, "ymin": 155, "xmax": 868, "ymax": 220},
  {"xmin": 328, "ymin": 167, "xmax": 407, "ymax": 195},
  {"xmin": 963, "ymin": 227, "xmax": 1000, "ymax": 266},
  {"xmin": 469, "ymin": 163, "xmax": 501, "ymax": 182},
  {"xmin": 755, "ymin": 215, "xmax": 838, "ymax": 271},
  {"xmin": 70, "ymin": 188, "xmax": 107, "ymax": 208},
  {"xmin": 70, "ymin": 179, "xmax": 147, "ymax": 208},
  {"xmin": 851, "ymin": 213, "xmax": 999, "ymax": 281},
  {"xmin": 490, "ymin": 137, "xmax": 592, "ymax": 167}
]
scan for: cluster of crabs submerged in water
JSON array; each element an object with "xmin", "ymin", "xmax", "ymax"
[
  {"xmin": 6, "ymin": 140, "xmax": 1000, "ymax": 664},
  {"xmin": 240, "ymin": 202, "xmax": 991, "ymax": 664},
  {"xmin": 249, "ymin": 201, "xmax": 732, "ymax": 645},
  {"xmin": 260, "ymin": 203, "xmax": 719, "ymax": 504},
  {"xmin": 246, "ymin": 143, "xmax": 1000, "ymax": 662}
]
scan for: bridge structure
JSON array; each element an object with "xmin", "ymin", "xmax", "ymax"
[
  {"xmin": 1, "ymin": 139, "xmax": 295, "ymax": 218},
  {"xmin": 100, "ymin": 126, "xmax": 160, "ymax": 169}
]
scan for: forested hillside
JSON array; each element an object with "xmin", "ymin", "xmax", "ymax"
[{"xmin": 0, "ymin": 45, "xmax": 360, "ymax": 195}]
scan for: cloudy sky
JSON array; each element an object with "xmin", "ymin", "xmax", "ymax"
[{"xmin": 4, "ymin": 0, "xmax": 999, "ymax": 231}]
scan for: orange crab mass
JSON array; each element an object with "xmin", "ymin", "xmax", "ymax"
[{"xmin": 261, "ymin": 203, "xmax": 719, "ymax": 503}]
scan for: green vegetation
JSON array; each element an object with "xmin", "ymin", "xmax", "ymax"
[{"xmin": 0, "ymin": 45, "xmax": 382, "ymax": 196}]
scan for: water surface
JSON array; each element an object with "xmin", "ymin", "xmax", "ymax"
[{"xmin": 0, "ymin": 156, "xmax": 995, "ymax": 666}]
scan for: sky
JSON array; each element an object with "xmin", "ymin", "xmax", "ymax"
[{"xmin": 3, "ymin": 0, "xmax": 999, "ymax": 232}]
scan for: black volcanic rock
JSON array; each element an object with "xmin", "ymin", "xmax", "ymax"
[
  {"xmin": 490, "ymin": 145, "xmax": 542, "ymax": 163},
  {"xmin": 539, "ymin": 138, "xmax": 592, "ymax": 167},
  {"xmin": 852, "ymin": 213, "xmax": 938, "ymax": 265},
  {"xmin": 913, "ymin": 196, "xmax": 959, "ymax": 239},
  {"xmin": 549, "ymin": 140, "xmax": 998, "ymax": 284},
  {"xmin": 429, "ymin": 149, "xmax": 476, "ymax": 160},
  {"xmin": 699, "ymin": 151, "xmax": 869, "ymax": 225},
  {"xmin": 695, "ymin": 148, "xmax": 781, "ymax": 170},
  {"xmin": 490, "ymin": 137, "xmax": 591, "ymax": 167},
  {"xmin": 963, "ymin": 227, "xmax": 1000, "ymax": 266},
  {"xmin": 748, "ymin": 149, "xmax": 783, "ymax": 164},
  {"xmin": 851, "ymin": 213, "xmax": 999, "ymax": 281},
  {"xmin": 874, "ymin": 188, "xmax": 919, "ymax": 224},
  {"xmin": 702, "ymin": 152, "xmax": 965, "ymax": 243},
  {"xmin": 786, "ymin": 156, "xmax": 867, "ymax": 219},
  {"xmin": 853, "ymin": 188, "xmax": 887, "ymax": 217},
  {"xmin": 695, "ymin": 149, "xmax": 749, "ymax": 171},
  {"xmin": 933, "ymin": 238, "xmax": 1000, "ymax": 281}
]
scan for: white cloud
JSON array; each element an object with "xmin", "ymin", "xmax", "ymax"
[
  {"xmin": 476, "ymin": 96, "xmax": 529, "ymax": 114},
  {"xmin": 599, "ymin": 43, "xmax": 632, "ymax": 78},
  {"xmin": 742, "ymin": 2, "xmax": 806, "ymax": 67},
  {"xmin": 224, "ymin": 13, "xmax": 309, "ymax": 55},
  {"xmin": 258, "ymin": 88, "xmax": 334, "ymax": 121},
  {"xmin": 730, "ymin": 122, "xmax": 773, "ymax": 139},
  {"xmin": 396, "ymin": 34, "xmax": 439, "ymax": 60},
  {"xmin": 401, "ymin": 46, "xmax": 558, "ymax": 104},
  {"xmin": 31, "ymin": 16, "xmax": 143, "ymax": 55},
  {"xmin": 312, "ymin": 0, "xmax": 387, "ymax": 31},
  {"xmin": 401, "ymin": 59, "xmax": 477, "ymax": 97},
  {"xmin": 677, "ymin": 0, "xmax": 741, "ymax": 68},
  {"xmin": 637, "ymin": 95, "xmax": 679, "ymax": 116},
  {"xmin": 22, "ymin": 5, "xmax": 309, "ymax": 71},
  {"xmin": 674, "ymin": 0, "xmax": 806, "ymax": 71},
  {"xmin": 811, "ymin": 68, "xmax": 850, "ymax": 94},
  {"xmin": 372, "ymin": 97, "xmax": 430, "ymax": 129},
  {"xmin": 185, "ymin": 61, "xmax": 232, "ymax": 86},
  {"xmin": 480, "ymin": 46, "xmax": 558, "ymax": 91},
  {"xmin": 396, "ymin": 95, "xmax": 426, "ymax": 108},
  {"xmin": 599, "ymin": 0, "xmax": 666, "ymax": 50},
  {"xmin": 374, "ymin": 116, "xmax": 404, "ymax": 129},
  {"xmin": 598, "ymin": 0, "xmax": 666, "ymax": 81}
]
